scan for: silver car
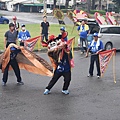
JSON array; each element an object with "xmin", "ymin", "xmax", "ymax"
[{"xmin": 98, "ymin": 25, "xmax": 120, "ymax": 50}]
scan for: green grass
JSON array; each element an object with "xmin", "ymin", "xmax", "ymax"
[{"xmin": 0, "ymin": 24, "xmax": 79, "ymax": 50}]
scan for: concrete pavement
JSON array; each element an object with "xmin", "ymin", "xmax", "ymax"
[{"xmin": 0, "ymin": 51, "xmax": 120, "ymax": 120}]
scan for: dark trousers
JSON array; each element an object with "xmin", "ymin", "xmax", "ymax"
[
  {"xmin": 41, "ymin": 34, "xmax": 48, "ymax": 42},
  {"xmin": 20, "ymin": 42, "xmax": 24, "ymax": 46},
  {"xmin": 2, "ymin": 59, "xmax": 22, "ymax": 83},
  {"xmin": 46, "ymin": 71, "xmax": 71, "ymax": 91},
  {"xmin": 6, "ymin": 42, "xmax": 16, "ymax": 48},
  {"xmin": 89, "ymin": 54, "xmax": 101, "ymax": 76},
  {"xmin": 80, "ymin": 37, "xmax": 87, "ymax": 52}
]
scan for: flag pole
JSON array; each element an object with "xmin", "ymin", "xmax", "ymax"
[
  {"xmin": 113, "ymin": 52, "xmax": 116, "ymax": 83},
  {"xmin": 37, "ymin": 37, "xmax": 41, "ymax": 52},
  {"xmin": 72, "ymin": 38, "xmax": 74, "ymax": 58}
]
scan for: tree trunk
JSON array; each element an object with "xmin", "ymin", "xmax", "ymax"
[
  {"xmin": 87, "ymin": 0, "xmax": 91, "ymax": 13},
  {"xmin": 65, "ymin": 0, "xmax": 70, "ymax": 9},
  {"xmin": 99, "ymin": 0, "xmax": 101, "ymax": 10},
  {"xmin": 53, "ymin": 0, "xmax": 56, "ymax": 9},
  {"xmin": 73, "ymin": 0, "xmax": 76, "ymax": 10},
  {"xmin": 91, "ymin": 0, "xmax": 95, "ymax": 10}
]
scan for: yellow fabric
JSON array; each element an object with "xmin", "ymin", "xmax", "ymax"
[{"xmin": 79, "ymin": 24, "xmax": 89, "ymax": 32}]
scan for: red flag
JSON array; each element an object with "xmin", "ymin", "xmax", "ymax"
[
  {"xmin": 99, "ymin": 48, "xmax": 116, "ymax": 77},
  {"xmin": 67, "ymin": 37, "xmax": 75, "ymax": 50},
  {"xmin": 24, "ymin": 36, "xmax": 40, "ymax": 51}
]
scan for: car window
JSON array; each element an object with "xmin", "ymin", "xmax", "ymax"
[
  {"xmin": 109, "ymin": 27, "xmax": 120, "ymax": 34},
  {"xmin": 100, "ymin": 27, "xmax": 120, "ymax": 34},
  {"xmin": 100, "ymin": 27, "xmax": 110, "ymax": 33}
]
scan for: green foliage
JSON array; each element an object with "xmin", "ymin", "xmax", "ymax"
[
  {"xmin": 90, "ymin": 10, "xmax": 106, "ymax": 15},
  {"xmin": 113, "ymin": 0, "xmax": 120, "ymax": 12},
  {"xmin": 61, "ymin": 9, "xmax": 74, "ymax": 13},
  {"xmin": 113, "ymin": 0, "xmax": 120, "ymax": 6}
]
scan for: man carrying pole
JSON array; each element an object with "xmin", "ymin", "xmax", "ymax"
[{"xmin": 86, "ymin": 33, "xmax": 103, "ymax": 78}]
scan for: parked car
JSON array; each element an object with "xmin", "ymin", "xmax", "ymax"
[
  {"xmin": 98, "ymin": 25, "xmax": 120, "ymax": 50},
  {"xmin": 39, "ymin": 8, "xmax": 53, "ymax": 14},
  {"xmin": 78, "ymin": 18, "xmax": 120, "ymax": 50},
  {"xmin": 0, "ymin": 16, "xmax": 9, "ymax": 24}
]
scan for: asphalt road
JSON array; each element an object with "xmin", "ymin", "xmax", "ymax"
[
  {"xmin": 0, "ymin": 10, "xmax": 74, "ymax": 25},
  {"xmin": 0, "ymin": 51, "xmax": 120, "ymax": 120}
]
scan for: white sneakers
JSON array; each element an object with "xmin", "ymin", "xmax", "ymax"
[
  {"xmin": 44, "ymin": 89, "xmax": 69, "ymax": 95},
  {"xmin": 44, "ymin": 89, "xmax": 50, "ymax": 95},
  {"xmin": 62, "ymin": 90, "xmax": 69, "ymax": 95},
  {"xmin": 87, "ymin": 74, "xmax": 101, "ymax": 79}
]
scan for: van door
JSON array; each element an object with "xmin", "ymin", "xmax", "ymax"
[
  {"xmin": 100, "ymin": 27, "xmax": 120, "ymax": 49},
  {"xmin": 109, "ymin": 27, "xmax": 120, "ymax": 49}
]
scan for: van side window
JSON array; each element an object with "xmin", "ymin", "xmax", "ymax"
[
  {"xmin": 100, "ymin": 27, "xmax": 110, "ymax": 33},
  {"xmin": 109, "ymin": 27, "xmax": 120, "ymax": 34}
]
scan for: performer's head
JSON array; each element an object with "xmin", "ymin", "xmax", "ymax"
[
  {"xmin": 12, "ymin": 16, "xmax": 17, "ymax": 22},
  {"xmin": 93, "ymin": 33, "xmax": 99, "ymax": 41},
  {"xmin": 9, "ymin": 23, "xmax": 15, "ymax": 31},
  {"xmin": 21, "ymin": 24, "xmax": 26, "ymax": 31},
  {"xmin": 60, "ymin": 26, "xmax": 65, "ymax": 33},
  {"xmin": 43, "ymin": 16, "xmax": 47, "ymax": 22}
]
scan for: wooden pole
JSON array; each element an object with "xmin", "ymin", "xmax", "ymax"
[{"xmin": 113, "ymin": 52, "xmax": 116, "ymax": 83}]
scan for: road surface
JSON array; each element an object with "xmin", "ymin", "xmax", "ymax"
[
  {"xmin": 0, "ymin": 10, "xmax": 74, "ymax": 25},
  {"xmin": 0, "ymin": 51, "xmax": 120, "ymax": 120}
]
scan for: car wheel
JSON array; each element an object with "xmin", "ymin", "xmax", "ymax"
[
  {"xmin": 105, "ymin": 42, "xmax": 113, "ymax": 50},
  {"xmin": 3, "ymin": 21, "xmax": 7, "ymax": 24}
]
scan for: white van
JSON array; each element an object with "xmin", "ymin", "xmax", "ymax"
[
  {"xmin": 98, "ymin": 25, "xmax": 120, "ymax": 50},
  {"xmin": 78, "ymin": 19, "xmax": 120, "ymax": 50}
]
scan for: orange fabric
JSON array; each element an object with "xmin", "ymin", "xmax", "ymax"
[{"xmin": 1, "ymin": 45, "xmax": 53, "ymax": 77}]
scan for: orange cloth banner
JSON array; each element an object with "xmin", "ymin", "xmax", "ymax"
[{"xmin": 0, "ymin": 44, "xmax": 53, "ymax": 77}]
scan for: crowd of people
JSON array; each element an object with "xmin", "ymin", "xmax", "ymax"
[{"xmin": 1, "ymin": 16, "xmax": 104, "ymax": 95}]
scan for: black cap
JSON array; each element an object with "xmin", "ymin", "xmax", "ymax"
[
  {"xmin": 9, "ymin": 23, "xmax": 14, "ymax": 27},
  {"xmin": 21, "ymin": 24, "xmax": 25, "ymax": 27}
]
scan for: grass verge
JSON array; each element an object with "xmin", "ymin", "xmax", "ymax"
[{"xmin": 0, "ymin": 24, "xmax": 79, "ymax": 50}]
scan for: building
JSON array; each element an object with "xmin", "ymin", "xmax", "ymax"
[{"xmin": 0, "ymin": 0, "xmax": 43, "ymax": 12}]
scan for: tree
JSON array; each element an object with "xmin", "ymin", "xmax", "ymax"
[
  {"xmin": 113, "ymin": 0, "xmax": 120, "ymax": 12},
  {"xmin": 113, "ymin": 0, "xmax": 120, "ymax": 6},
  {"xmin": 87, "ymin": 0, "xmax": 91, "ymax": 13},
  {"xmin": 99, "ymin": 0, "xmax": 101, "ymax": 10},
  {"xmin": 73, "ymin": 0, "xmax": 77, "ymax": 10},
  {"xmin": 65, "ymin": 0, "xmax": 70, "ymax": 9},
  {"xmin": 91, "ymin": 0, "xmax": 95, "ymax": 10},
  {"xmin": 53, "ymin": 0, "xmax": 57, "ymax": 8}
]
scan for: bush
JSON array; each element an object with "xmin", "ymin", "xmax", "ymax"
[
  {"xmin": 90, "ymin": 10, "xmax": 106, "ymax": 15},
  {"xmin": 61, "ymin": 9, "xmax": 74, "ymax": 13}
]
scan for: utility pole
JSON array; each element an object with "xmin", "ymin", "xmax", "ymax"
[{"xmin": 43, "ymin": 0, "xmax": 47, "ymax": 16}]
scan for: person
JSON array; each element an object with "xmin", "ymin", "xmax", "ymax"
[
  {"xmin": 2, "ymin": 44, "xmax": 24, "ymax": 86},
  {"xmin": 86, "ymin": 33, "xmax": 104, "ymax": 78},
  {"xmin": 77, "ymin": 19, "xmax": 89, "ymax": 54},
  {"xmin": 18, "ymin": 24, "xmax": 31, "ymax": 46},
  {"xmin": 4, "ymin": 23, "xmax": 18, "ymax": 49},
  {"xmin": 44, "ymin": 44, "xmax": 72, "ymax": 95},
  {"xmin": 57, "ymin": 26, "xmax": 68, "ymax": 42},
  {"xmin": 40, "ymin": 16, "xmax": 50, "ymax": 42},
  {"xmin": 12, "ymin": 16, "xmax": 19, "ymax": 34}
]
